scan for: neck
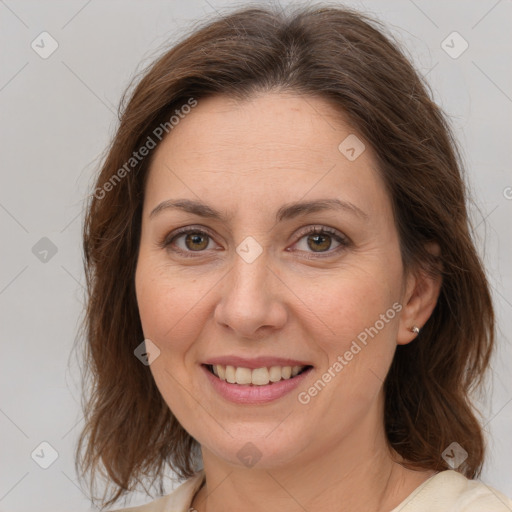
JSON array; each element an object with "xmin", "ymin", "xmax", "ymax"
[{"xmin": 191, "ymin": 402, "xmax": 434, "ymax": 512}]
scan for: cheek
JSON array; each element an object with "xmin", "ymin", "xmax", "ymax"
[
  {"xmin": 310, "ymin": 266, "xmax": 402, "ymax": 366},
  {"xmin": 135, "ymin": 261, "xmax": 207, "ymax": 416},
  {"xmin": 135, "ymin": 260, "xmax": 207, "ymax": 348},
  {"xmin": 298, "ymin": 277, "xmax": 401, "ymax": 431}
]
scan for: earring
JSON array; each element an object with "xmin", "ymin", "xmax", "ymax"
[{"xmin": 410, "ymin": 325, "xmax": 420, "ymax": 335}]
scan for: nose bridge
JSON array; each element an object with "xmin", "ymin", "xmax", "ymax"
[
  {"xmin": 214, "ymin": 242, "xmax": 287, "ymax": 337},
  {"xmin": 229, "ymin": 232, "xmax": 272, "ymax": 295},
  {"xmin": 232, "ymin": 246, "xmax": 269, "ymax": 293}
]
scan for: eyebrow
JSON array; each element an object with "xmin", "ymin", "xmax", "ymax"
[{"xmin": 149, "ymin": 198, "xmax": 368, "ymax": 222}]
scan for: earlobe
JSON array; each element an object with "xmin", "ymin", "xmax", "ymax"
[{"xmin": 397, "ymin": 249, "xmax": 442, "ymax": 345}]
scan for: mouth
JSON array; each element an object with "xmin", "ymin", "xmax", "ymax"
[{"xmin": 203, "ymin": 363, "xmax": 313, "ymax": 386}]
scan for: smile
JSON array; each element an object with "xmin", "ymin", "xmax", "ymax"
[
  {"xmin": 205, "ymin": 364, "xmax": 312, "ymax": 386},
  {"xmin": 202, "ymin": 363, "xmax": 314, "ymax": 404}
]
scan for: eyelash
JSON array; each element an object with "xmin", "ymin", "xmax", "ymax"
[{"xmin": 160, "ymin": 225, "xmax": 350, "ymax": 259}]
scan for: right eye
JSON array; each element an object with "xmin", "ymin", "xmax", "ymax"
[{"xmin": 161, "ymin": 226, "xmax": 221, "ymax": 257}]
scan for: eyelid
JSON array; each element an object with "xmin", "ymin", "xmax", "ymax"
[
  {"xmin": 163, "ymin": 224, "xmax": 216, "ymax": 240},
  {"xmin": 293, "ymin": 224, "xmax": 347, "ymax": 241}
]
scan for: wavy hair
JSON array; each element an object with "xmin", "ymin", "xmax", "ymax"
[{"xmin": 77, "ymin": 4, "xmax": 494, "ymax": 506}]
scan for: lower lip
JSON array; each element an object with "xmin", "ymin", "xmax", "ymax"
[{"xmin": 202, "ymin": 365, "xmax": 313, "ymax": 404}]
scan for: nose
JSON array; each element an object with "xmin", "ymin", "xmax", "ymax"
[{"xmin": 213, "ymin": 250, "xmax": 288, "ymax": 340}]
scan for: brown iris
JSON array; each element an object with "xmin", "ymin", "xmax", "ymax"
[
  {"xmin": 185, "ymin": 232, "xmax": 209, "ymax": 251},
  {"xmin": 307, "ymin": 233, "xmax": 331, "ymax": 252}
]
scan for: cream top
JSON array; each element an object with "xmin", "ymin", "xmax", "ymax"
[{"xmin": 112, "ymin": 469, "xmax": 512, "ymax": 511}]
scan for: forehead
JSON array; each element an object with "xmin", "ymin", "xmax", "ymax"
[
  {"xmin": 145, "ymin": 92, "xmax": 389, "ymax": 221},
  {"xmin": 153, "ymin": 92, "xmax": 360, "ymax": 164}
]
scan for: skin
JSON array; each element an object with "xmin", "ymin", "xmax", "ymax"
[{"xmin": 135, "ymin": 92, "xmax": 441, "ymax": 512}]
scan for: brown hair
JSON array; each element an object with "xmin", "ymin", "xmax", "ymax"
[{"xmin": 77, "ymin": 3, "xmax": 495, "ymax": 506}]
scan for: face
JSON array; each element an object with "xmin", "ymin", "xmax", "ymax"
[{"xmin": 135, "ymin": 92, "xmax": 414, "ymax": 470}]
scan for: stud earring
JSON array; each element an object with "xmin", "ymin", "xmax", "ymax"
[{"xmin": 410, "ymin": 325, "xmax": 420, "ymax": 335}]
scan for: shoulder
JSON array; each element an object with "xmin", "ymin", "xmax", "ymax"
[
  {"xmin": 394, "ymin": 470, "xmax": 512, "ymax": 512},
  {"xmin": 109, "ymin": 470, "xmax": 205, "ymax": 512}
]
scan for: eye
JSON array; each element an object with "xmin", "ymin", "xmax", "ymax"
[
  {"xmin": 161, "ymin": 226, "xmax": 220, "ymax": 257},
  {"xmin": 160, "ymin": 224, "xmax": 350, "ymax": 259},
  {"xmin": 290, "ymin": 226, "xmax": 350, "ymax": 257}
]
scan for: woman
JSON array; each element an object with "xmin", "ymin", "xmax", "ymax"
[{"xmin": 77, "ymin": 4, "xmax": 512, "ymax": 511}]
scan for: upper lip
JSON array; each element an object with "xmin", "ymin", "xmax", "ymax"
[{"xmin": 203, "ymin": 356, "xmax": 313, "ymax": 370}]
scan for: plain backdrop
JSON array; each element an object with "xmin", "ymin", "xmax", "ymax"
[{"xmin": 0, "ymin": 0, "xmax": 511, "ymax": 510}]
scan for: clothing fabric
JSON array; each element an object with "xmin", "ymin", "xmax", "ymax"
[{"xmin": 112, "ymin": 469, "xmax": 512, "ymax": 511}]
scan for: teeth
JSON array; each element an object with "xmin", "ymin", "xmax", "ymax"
[
  {"xmin": 235, "ymin": 367, "xmax": 252, "ymax": 385},
  {"xmin": 269, "ymin": 366, "xmax": 282, "ymax": 382},
  {"xmin": 251, "ymin": 367, "xmax": 269, "ymax": 385},
  {"xmin": 225, "ymin": 365, "xmax": 236, "ymax": 383},
  {"xmin": 210, "ymin": 364, "xmax": 307, "ymax": 386},
  {"xmin": 216, "ymin": 364, "xmax": 226, "ymax": 380}
]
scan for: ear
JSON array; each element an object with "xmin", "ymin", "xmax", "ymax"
[{"xmin": 397, "ymin": 243, "xmax": 442, "ymax": 345}]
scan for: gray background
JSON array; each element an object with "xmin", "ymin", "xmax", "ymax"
[{"xmin": 0, "ymin": 0, "xmax": 511, "ymax": 510}]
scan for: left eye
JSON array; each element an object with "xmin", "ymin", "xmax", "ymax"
[{"xmin": 291, "ymin": 226, "xmax": 348, "ymax": 255}]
